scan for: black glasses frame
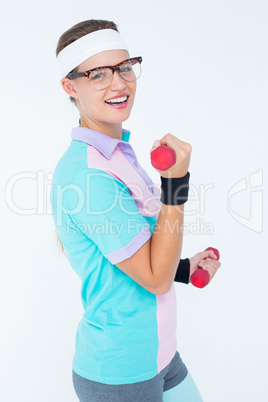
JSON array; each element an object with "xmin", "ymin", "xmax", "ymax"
[{"xmin": 67, "ymin": 56, "xmax": 143, "ymax": 80}]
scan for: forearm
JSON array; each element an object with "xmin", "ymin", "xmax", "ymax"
[{"xmin": 150, "ymin": 203, "xmax": 184, "ymax": 293}]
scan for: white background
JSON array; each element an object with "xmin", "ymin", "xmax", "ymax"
[{"xmin": 1, "ymin": 0, "xmax": 267, "ymax": 401}]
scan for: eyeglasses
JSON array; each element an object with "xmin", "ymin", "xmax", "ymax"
[{"xmin": 67, "ymin": 57, "xmax": 142, "ymax": 90}]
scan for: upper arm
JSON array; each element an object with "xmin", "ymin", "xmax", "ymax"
[
  {"xmin": 116, "ymin": 237, "xmax": 163, "ymax": 295},
  {"xmin": 62, "ymin": 169, "xmax": 162, "ymax": 294}
]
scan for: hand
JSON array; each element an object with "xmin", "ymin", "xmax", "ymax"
[
  {"xmin": 189, "ymin": 249, "xmax": 221, "ymax": 284},
  {"xmin": 150, "ymin": 133, "xmax": 192, "ymax": 178}
]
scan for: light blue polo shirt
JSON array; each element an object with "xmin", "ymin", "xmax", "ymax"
[{"xmin": 49, "ymin": 127, "xmax": 178, "ymax": 385}]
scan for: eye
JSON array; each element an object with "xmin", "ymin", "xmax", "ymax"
[
  {"xmin": 90, "ymin": 70, "xmax": 107, "ymax": 80},
  {"xmin": 120, "ymin": 63, "xmax": 133, "ymax": 73}
]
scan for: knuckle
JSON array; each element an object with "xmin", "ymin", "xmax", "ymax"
[
  {"xmin": 179, "ymin": 148, "xmax": 188, "ymax": 159},
  {"xmin": 166, "ymin": 133, "xmax": 172, "ymax": 140},
  {"xmin": 186, "ymin": 143, "xmax": 192, "ymax": 153}
]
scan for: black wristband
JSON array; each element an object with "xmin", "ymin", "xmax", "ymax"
[
  {"xmin": 160, "ymin": 172, "xmax": 190, "ymax": 205},
  {"xmin": 174, "ymin": 258, "xmax": 190, "ymax": 284}
]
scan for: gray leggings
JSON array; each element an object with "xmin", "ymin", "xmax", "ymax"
[{"xmin": 72, "ymin": 351, "xmax": 203, "ymax": 402}]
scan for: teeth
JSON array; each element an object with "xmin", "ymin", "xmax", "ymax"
[{"xmin": 106, "ymin": 96, "xmax": 128, "ymax": 104}]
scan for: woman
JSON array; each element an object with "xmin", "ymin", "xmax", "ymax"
[{"xmin": 50, "ymin": 19, "xmax": 221, "ymax": 402}]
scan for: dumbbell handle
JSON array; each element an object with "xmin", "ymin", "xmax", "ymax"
[{"xmin": 191, "ymin": 247, "xmax": 220, "ymax": 288}]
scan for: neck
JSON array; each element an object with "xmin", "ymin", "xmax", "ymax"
[{"xmin": 80, "ymin": 116, "xmax": 123, "ymax": 140}]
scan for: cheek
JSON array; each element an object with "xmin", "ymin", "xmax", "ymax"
[
  {"xmin": 126, "ymin": 82, "xmax": 136, "ymax": 104},
  {"xmin": 77, "ymin": 87, "xmax": 101, "ymax": 113},
  {"xmin": 75, "ymin": 81, "xmax": 92, "ymax": 100},
  {"xmin": 131, "ymin": 82, "xmax": 137, "ymax": 94}
]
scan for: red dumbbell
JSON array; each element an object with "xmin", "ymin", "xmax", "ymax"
[
  {"xmin": 150, "ymin": 144, "xmax": 176, "ymax": 171},
  {"xmin": 191, "ymin": 247, "xmax": 220, "ymax": 288}
]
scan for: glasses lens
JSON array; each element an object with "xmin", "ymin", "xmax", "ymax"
[
  {"xmin": 120, "ymin": 60, "xmax": 141, "ymax": 82},
  {"xmin": 88, "ymin": 59, "xmax": 141, "ymax": 90},
  {"xmin": 89, "ymin": 68, "xmax": 113, "ymax": 90}
]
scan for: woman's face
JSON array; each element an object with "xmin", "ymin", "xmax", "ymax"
[{"xmin": 62, "ymin": 49, "xmax": 137, "ymax": 132}]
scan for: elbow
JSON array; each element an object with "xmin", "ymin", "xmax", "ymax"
[
  {"xmin": 158, "ymin": 285, "xmax": 172, "ymax": 295},
  {"xmin": 151, "ymin": 281, "xmax": 172, "ymax": 295}
]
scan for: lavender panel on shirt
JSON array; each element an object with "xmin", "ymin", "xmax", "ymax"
[{"xmin": 105, "ymin": 224, "xmax": 152, "ymax": 264}]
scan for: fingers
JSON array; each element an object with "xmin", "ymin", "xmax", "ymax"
[
  {"xmin": 160, "ymin": 133, "xmax": 192, "ymax": 154},
  {"xmin": 150, "ymin": 134, "xmax": 192, "ymax": 157},
  {"xmin": 150, "ymin": 133, "xmax": 192, "ymax": 178},
  {"xmin": 199, "ymin": 250, "xmax": 218, "ymax": 261},
  {"xmin": 199, "ymin": 259, "xmax": 221, "ymax": 281},
  {"xmin": 190, "ymin": 249, "xmax": 221, "ymax": 284}
]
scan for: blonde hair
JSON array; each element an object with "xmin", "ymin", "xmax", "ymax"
[{"xmin": 56, "ymin": 231, "xmax": 66, "ymax": 257}]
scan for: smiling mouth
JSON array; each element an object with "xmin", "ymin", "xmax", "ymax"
[{"xmin": 105, "ymin": 95, "xmax": 129, "ymax": 105}]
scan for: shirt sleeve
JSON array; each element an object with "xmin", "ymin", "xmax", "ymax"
[{"xmin": 63, "ymin": 168, "xmax": 152, "ymax": 264}]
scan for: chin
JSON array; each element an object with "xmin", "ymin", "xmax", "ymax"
[{"xmin": 111, "ymin": 111, "xmax": 132, "ymax": 123}]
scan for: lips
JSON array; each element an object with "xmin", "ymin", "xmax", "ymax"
[
  {"xmin": 105, "ymin": 94, "xmax": 129, "ymax": 105},
  {"xmin": 105, "ymin": 94, "xmax": 130, "ymax": 109},
  {"xmin": 105, "ymin": 96, "xmax": 128, "ymax": 105}
]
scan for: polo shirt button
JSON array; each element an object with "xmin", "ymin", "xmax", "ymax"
[{"xmin": 134, "ymin": 161, "xmax": 138, "ymax": 167}]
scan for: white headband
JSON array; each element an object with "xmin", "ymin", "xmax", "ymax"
[{"xmin": 57, "ymin": 29, "xmax": 129, "ymax": 77}]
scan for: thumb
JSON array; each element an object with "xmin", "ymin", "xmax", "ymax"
[{"xmin": 150, "ymin": 139, "xmax": 161, "ymax": 153}]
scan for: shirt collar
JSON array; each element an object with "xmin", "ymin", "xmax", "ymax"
[{"xmin": 71, "ymin": 127, "xmax": 131, "ymax": 160}]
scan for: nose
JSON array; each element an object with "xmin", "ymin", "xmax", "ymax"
[{"xmin": 109, "ymin": 70, "xmax": 126, "ymax": 91}]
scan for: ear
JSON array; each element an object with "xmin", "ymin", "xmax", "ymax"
[{"xmin": 60, "ymin": 78, "xmax": 79, "ymax": 98}]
